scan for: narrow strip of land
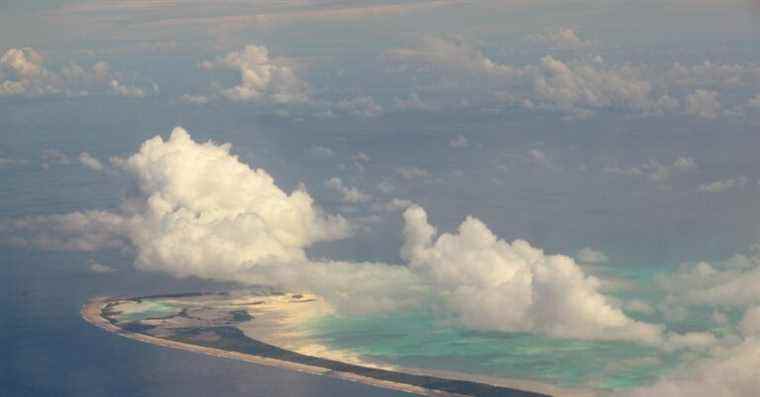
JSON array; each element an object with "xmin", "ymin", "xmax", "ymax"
[{"xmin": 82, "ymin": 296, "xmax": 553, "ymax": 397}]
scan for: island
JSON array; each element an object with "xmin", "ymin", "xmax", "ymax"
[{"xmin": 81, "ymin": 291, "xmax": 557, "ymax": 397}]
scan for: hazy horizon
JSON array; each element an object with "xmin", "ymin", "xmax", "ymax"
[{"xmin": 3, "ymin": 1, "xmax": 760, "ymax": 396}]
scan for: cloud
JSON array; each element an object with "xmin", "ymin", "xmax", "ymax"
[
  {"xmin": 0, "ymin": 48, "xmax": 152, "ymax": 98},
  {"xmin": 623, "ymin": 321, "xmax": 760, "ymax": 397},
  {"xmin": 396, "ymin": 166, "xmax": 432, "ymax": 180},
  {"xmin": 0, "ymin": 48, "xmax": 49, "ymax": 96},
  {"xmin": 657, "ymin": 248, "xmax": 760, "ymax": 308},
  {"xmin": 109, "ymin": 79, "xmax": 146, "ymax": 98},
  {"xmin": 0, "ymin": 127, "xmax": 417, "ymax": 313},
  {"xmin": 177, "ymin": 94, "xmax": 210, "ymax": 105},
  {"xmin": 0, "ymin": 211, "xmax": 128, "ymax": 251},
  {"xmin": 382, "ymin": 198, "xmax": 415, "ymax": 212},
  {"xmin": 51, "ymin": 0, "xmax": 461, "ymax": 41},
  {"xmin": 386, "ymin": 36, "xmax": 520, "ymax": 79},
  {"xmin": 4, "ymin": 127, "xmax": 350, "ymax": 273},
  {"xmin": 351, "ymin": 152, "xmax": 370, "ymax": 163},
  {"xmin": 377, "ymin": 180, "xmax": 396, "ymax": 194},
  {"xmin": 333, "ymin": 96, "xmax": 383, "ymax": 117},
  {"xmin": 604, "ymin": 156, "xmax": 697, "ymax": 184},
  {"xmin": 112, "ymin": 127, "xmax": 350, "ymax": 278},
  {"xmin": 685, "ymin": 89, "xmax": 721, "ymax": 119},
  {"xmin": 401, "ymin": 205, "xmax": 664, "ymax": 343},
  {"xmin": 739, "ymin": 306, "xmax": 760, "ymax": 336},
  {"xmin": 78, "ymin": 152, "xmax": 105, "ymax": 172},
  {"xmin": 393, "ymin": 92, "xmax": 438, "ymax": 112},
  {"xmin": 648, "ymin": 157, "xmax": 697, "ymax": 183},
  {"xmin": 625, "ymin": 299, "xmax": 656, "ymax": 316},
  {"xmin": 448, "ymin": 134, "xmax": 469, "ymax": 148},
  {"xmin": 528, "ymin": 28, "xmax": 592, "ymax": 50},
  {"xmin": 325, "ymin": 177, "xmax": 372, "ymax": 204},
  {"xmin": 618, "ymin": 246, "xmax": 760, "ymax": 396},
  {"xmin": 664, "ymin": 61, "xmax": 755, "ymax": 90},
  {"xmin": 89, "ymin": 260, "xmax": 116, "ymax": 273},
  {"xmin": 527, "ymin": 149, "xmax": 557, "ymax": 170},
  {"xmin": 387, "ymin": 38, "xmax": 684, "ymax": 116},
  {"xmin": 199, "ymin": 44, "xmax": 310, "ymax": 104},
  {"xmin": 384, "ymin": 38, "xmax": 760, "ymax": 119},
  {"xmin": 40, "ymin": 149, "xmax": 71, "ymax": 169},
  {"xmin": 1, "ymin": 127, "xmax": 713, "ymax": 346},
  {"xmin": 576, "ymin": 247, "xmax": 609, "ymax": 264},
  {"xmin": 698, "ymin": 176, "xmax": 748, "ymax": 193},
  {"xmin": 534, "ymin": 56, "xmax": 666, "ymax": 114},
  {"xmin": 306, "ymin": 145, "xmax": 335, "ymax": 158}
]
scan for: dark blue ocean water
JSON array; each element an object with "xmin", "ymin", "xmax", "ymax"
[
  {"xmin": 0, "ymin": 99, "xmax": 413, "ymax": 397},
  {"xmin": 0, "ymin": 249, "xmax": 414, "ymax": 397}
]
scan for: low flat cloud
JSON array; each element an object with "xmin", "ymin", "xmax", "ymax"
[
  {"xmin": 685, "ymin": 89, "xmax": 721, "ymax": 119},
  {"xmin": 0, "ymin": 47, "xmax": 153, "ymax": 98},
  {"xmin": 576, "ymin": 247, "xmax": 609, "ymax": 264},
  {"xmin": 604, "ymin": 156, "xmax": 698, "ymax": 185},
  {"xmin": 385, "ymin": 36, "xmax": 760, "ymax": 119},
  {"xmin": 698, "ymin": 176, "xmax": 749, "ymax": 193},
  {"xmin": 325, "ymin": 177, "xmax": 372, "ymax": 204},
  {"xmin": 528, "ymin": 27, "xmax": 592, "ymax": 50},
  {"xmin": 78, "ymin": 152, "xmax": 105, "ymax": 172}
]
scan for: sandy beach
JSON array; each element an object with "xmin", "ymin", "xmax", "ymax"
[{"xmin": 82, "ymin": 296, "xmax": 596, "ymax": 397}]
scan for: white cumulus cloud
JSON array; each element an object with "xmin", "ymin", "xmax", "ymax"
[
  {"xmin": 534, "ymin": 56, "xmax": 661, "ymax": 114},
  {"xmin": 325, "ymin": 177, "xmax": 372, "ymax": 204},
  {"xmin": 685, "ymin": 89, "xmax": 721, "ymax": 119},
  {"xmin": 385, "ymin": 36, "xmax": 519, "ymax": 79},
  {"xmin": 622, "ymin": 315, "xmax": 760, "ymax": 397},
  {"xmin": 78, "ymin": 152, "xmax": 105, "ymax": 172},
  {"xmin": 604, "ymin": 156, "xmax": 697, "ymax": 185},
  {"xmin": 401, "ymin": 205, "xmax": 664, "ymax": 343},
  {"xmin": 529, "ymin": 28, "xmax": 592, "ymax": 50},
  {"xmin": 0, "ymin": 47, "xmax": 152, "ymax": 98},
  {"xmin": 199, "ymin": 44, "xmax": 309, "ymax": 104},
  {"xmin": 448, "ymin": 134, "xmax": 469, "ymax": 148},
  {"xmin": 1, "ymin": 127, "xmax": 712, "ymax": 347},
  {"xmin": 698, "ymin": 176, "xmax": 748, "ymax": 193},
  {"xmin": 89, "ymin": 260, "xmax": 116, "ymax": 273}
]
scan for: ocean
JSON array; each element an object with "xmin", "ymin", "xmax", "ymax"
[
  {"xmin": 0, "ymin": 110, "xmax": 414, "ymax": 397},
  {"xmin": 0, "ymin": 249, "xmax": 416, "ymax": 397}
]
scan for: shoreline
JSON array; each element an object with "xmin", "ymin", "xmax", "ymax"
[{"xmin": 81, "ymin": 296, "xmax": 575, "ymax": 397}]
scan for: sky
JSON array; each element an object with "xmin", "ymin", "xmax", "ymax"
[{"xmin": 3, "ymin": 1, "xmax": 760, "ymax": 396}]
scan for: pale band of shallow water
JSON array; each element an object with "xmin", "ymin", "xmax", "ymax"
[{"xmin": 82, "ymin": 293, "xmax": 592, "ymax": 397}]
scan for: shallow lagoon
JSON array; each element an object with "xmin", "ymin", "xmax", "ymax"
[{"xmin": 301, "ymin": 310, "xmax": 683, "ymax": 391}]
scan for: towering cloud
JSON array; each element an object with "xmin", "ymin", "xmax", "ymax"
[
  {"xmin": 401, "ymin": 205, "xmax": 664, "ymax": 343},
  {"xmin": 2, "ymin": 127, "xmax": 684, "ymax": 345},
  {"xmin": 111, "ymin": 127, "xmax": 349, "ymax": 279}
]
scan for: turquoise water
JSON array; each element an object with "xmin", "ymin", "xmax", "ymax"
[
  {"xmin": 301, "ymin": 311, "xmax": 683, "ymax": 391},
  {"xmin": 297, "ymin": 265, "xmax": 726, "ymax": 392},
  {"xmin": 115, "ymin": 301, "xmax": 182, "ymax": 322},
  {"xmin": 112, "ymin": 264, "xmax": 731, "ymax": 392}
]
